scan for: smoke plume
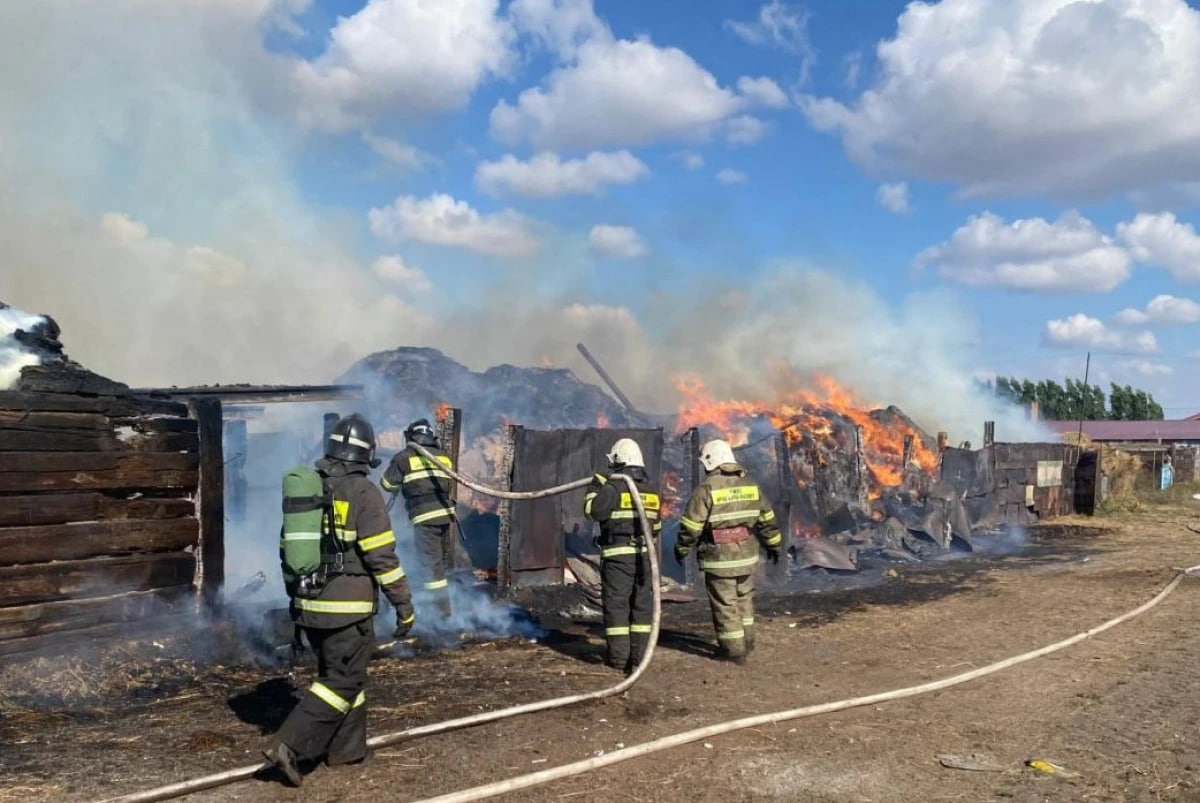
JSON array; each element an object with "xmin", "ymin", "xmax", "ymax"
[
  {"xmin": 0, "ymin": 1, "xmax": 1042, "ymax": 444},
  {"xmin": 0, "ymin": 306, "xmax": 45, "ymax": 389}
]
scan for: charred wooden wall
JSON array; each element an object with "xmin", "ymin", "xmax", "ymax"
[
  {"xmin": 0, "ymin": 391, "xmax": 213, "ymax": 655},
  {"xmin": 991, "ymin": 442, "xmax": 1082, "ymax": 524}
]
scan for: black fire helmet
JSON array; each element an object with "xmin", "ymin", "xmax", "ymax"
[
  {"xmin": 325, "ymin": 413, "xmax": 380, "ymax": 468},
  {"xmin": 405, "ymin": 418, "xmax": 438, "ymax": 447}
]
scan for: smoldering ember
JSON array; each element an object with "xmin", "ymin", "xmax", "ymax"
[{"xmin": 4, "ymin": 301, "xmax": 1200, "ymax": 803}]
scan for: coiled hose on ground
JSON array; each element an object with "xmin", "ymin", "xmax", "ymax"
[{"xmin": 100, "ymin": 445, "xmax": 660, "ymax": 803}]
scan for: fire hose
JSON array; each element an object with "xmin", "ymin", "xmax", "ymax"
[
  {"xmin": 406, "ymin": 562, "xmax": 1200, "ymax": 803},
  {"xmin": 100, "ymin": 445, "xmax": 661, "ymax": 803}
]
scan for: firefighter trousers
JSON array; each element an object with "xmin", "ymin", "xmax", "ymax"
[
  {"xmin": 274, "ymin": 617, "xmax": 373, "ymax": 765},
  {"xmin": 703, "ymin": 573, "xmax": 755, "ymax": 659},
  {"xmin": 600, "ymin": 548, "xmax": 653, "ymax": 671},
  {"xmin": 415, "ymin": 521, "xmax": 454, "ymax": 619}
]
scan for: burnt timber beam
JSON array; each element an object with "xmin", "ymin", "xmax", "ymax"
[
  {"xmin": 130, "ymin": 384, "xmax": 365, "ymax": 405},
  {"xmin": 191, "ymin": 398, "xmax": 225, "ymax": 608},
  {"xmin": 576, "ymin": 343, "xmax": 638, "ymax": 414}
]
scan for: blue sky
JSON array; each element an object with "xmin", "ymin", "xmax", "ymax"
[
  {"xmin": 274, "ymin": 0, "xmax": 1200, "ymax": 411},
  {"xmin": 5, "ymin": 0, "xmax": 1200, "ymax": 424}
]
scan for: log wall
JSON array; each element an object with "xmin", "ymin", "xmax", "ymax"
[{"xmin": 0, "ymin": 391, "xmax": 208, "ymax": 655}]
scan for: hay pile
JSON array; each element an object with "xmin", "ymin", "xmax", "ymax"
[{"xmin": 1060, "ymin": 432, "xmax": 1143, "ymax": 508}]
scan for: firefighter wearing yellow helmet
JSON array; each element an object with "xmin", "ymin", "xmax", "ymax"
[
  {"xmin": 675, "ymin": 439, "xmax": 782, "ymax": 664},
  {"xmin": 582, "ymin": 438, "xmax": 662, "ymax": 673}
]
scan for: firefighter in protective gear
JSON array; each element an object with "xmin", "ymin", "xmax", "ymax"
[
  {"xmin": 583, "ymin": 438, "xmax": 663, "ymax": 673},
  {"xmin": 381, "ymin": 418, "xmax": 458, "ymax": 621},
  {"xmin": 264, "ymin": 414, "xmax": 415, "ymax": 787},
  {"xmin": 675, "ymin": 439, "xmax": 782, "ymax": 664}
]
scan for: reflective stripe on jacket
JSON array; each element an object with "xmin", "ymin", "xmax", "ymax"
[
  {"xmin": 289, "ymin": 461, "xmax": 414, "ymax": 629},
  {"xmin": 676, "ymin": 463, "xmax": 782, "ymax": 578},
  {"xmin": 381, "ymin": 445, "xmax": 457, "ymax": 525}
]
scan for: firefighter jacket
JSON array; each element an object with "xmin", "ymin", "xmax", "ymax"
[
  {"xmin": 290, "ymin": 459, "xmax": 414, "ymax": 630},
  {"xmin": 584, "ymin": 466, "xmax": 663, "ymax": 552},
  {"xmin": 381, "ymin": 444, "xmax": 457, "ymax": 526},
  {"xmin": 677, "ymin": 463, "xmax": 782, "ymax": 578}
]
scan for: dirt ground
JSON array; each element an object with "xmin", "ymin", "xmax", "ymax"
[{"xmin": 5, "ymin": 504, "xmax": 1200, "ymax": 803}]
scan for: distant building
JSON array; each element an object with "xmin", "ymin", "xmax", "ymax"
[{"xmin": 1045, "ymin": 420, "xmax": 1200, "ymax": 446}]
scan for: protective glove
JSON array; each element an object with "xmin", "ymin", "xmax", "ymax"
[
  {"xmin": 673, "ymin": 544, "xmax": 688, "ymax": 566},
  {"xmin": 393, "ymin": 614, "xmax": 414, "ymax": 639},
  {"xmin": 766, "ymin": 547, "xmax": 783, "ymax": 566}
]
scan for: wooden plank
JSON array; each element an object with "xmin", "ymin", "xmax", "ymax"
[
  {"xmin": 0, "ymin": 518, "xmax": 198, "ymax": 565},
  {"xmin": 0, "ymin": 494, "xmax": 195, "ymax": 527},
  {"xmin": 0, "ymin": 453, "xmax": 198, "ymax": 493},
  {"xmin": 0, "ymin": 410, "xmax": 111, "ymax": 430},
  {"xmin": 0, "ymin": 427, "xmax": 198, "ymax": 453},
  {"xmin": 0, "ymin": 391, "xmax": 188, "ymax": 417},
  {"xmin": 0, "ymin": 585, "xmax": 194, "ymax": 642},
  {"xmin": 192, "ymin": 398, "xmax": 225, "ymax": 606},
  {"xmin": 0, "ymin": 552, "xmax": 196, "ymax": 607},
  {"xmin": 0, "ymin": 612, "xmax": 196, "ymax": 657},
  {"xmin": 0, "ymin": 452, "xmax": 197, "ymax": 472}
]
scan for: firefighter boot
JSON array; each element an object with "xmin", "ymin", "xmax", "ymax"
[{"xmin": 263, "ymin": 742, "xmax": 303, "ymax": 787}]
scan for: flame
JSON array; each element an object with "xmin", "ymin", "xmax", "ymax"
[
  {"xmin": 435, "ymin": 402, "xmax": 451, "ymax": 424},
  {"xmin": 672, "ymin": 373, "xmax": 939, "ymax": 491},
  {"xmin": 596, "ymin": 412, "xmax": 610, "ymax": 428}
]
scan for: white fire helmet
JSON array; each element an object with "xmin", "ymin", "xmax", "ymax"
[
  {"xmin": 699, "ymin": 439, "xmax": 736, "ymax": 473},
  {"xmin": 606, "ymin": 438, "xmax": 644, "ymax": 468}
]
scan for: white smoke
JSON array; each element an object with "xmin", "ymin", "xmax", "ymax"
[
  {"xmin": 0, "ymin": 306, "xmax": 46, "ymax": 389},
  {"xmin": 0, "ymin": 1, "xmax": 1045, "ymax": 445}
]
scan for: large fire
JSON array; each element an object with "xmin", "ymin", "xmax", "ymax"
[{"xmin": 673, "ymin": 373, "xmax": 939, "ymax": 490}]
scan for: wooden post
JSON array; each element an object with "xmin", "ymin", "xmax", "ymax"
[
  {"xmin": 937, "ymin": 431, "xmax": 949, "ymax": 451},
  {"xmin": 770, "ymin": 433, "xmax": 791, "ymax": 583},
  {"xmin": 437, "ymin": 408, "xmax": 467, "ymax": 574},
  {"xmin": 191, "ymin": 398, "xmax": 224, "ymax": 609},
  {"xmin": 496, "ymin": 424, "xmax": 520, "ymax": 592},
  {"xmin": 983, "ymin": 421, "xmax": 995, "ymax": 447},
  {"xmin": 224, "ymin": 419, "xmax": 247, "ymax": 524},
  {"xmin": 682, "ymin": 427, "xmax": 701, "ymax": 589},
  {"xmin": 854, "ymin": 424, "xmax": 867, "ymax": 507}
]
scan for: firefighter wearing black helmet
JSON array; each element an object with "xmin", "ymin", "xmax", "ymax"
[
  {"xmin": 263, "ymin": 414, "xmax": 415, "ymax": 787},
  {"xmin": 381, "ymin": 417, "xmax": 458, "ymax": 621}
]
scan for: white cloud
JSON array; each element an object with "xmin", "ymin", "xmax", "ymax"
[
  {"xmin": 842, "ymin": 51, "xmax": 863, "ymax": 89},
  {"xmin": 716, "ymin": 168, "xmax": 747, "ymax": 185},
  {"xmin": 915, "ymin": 212, "xmax": 1131, "ymax": 293},
  {"xmin": 294, "ymin": 0, "xmax": 514, "ymax": 131},
  {"xmin": 475, "ymin": 150, "xmax": 648, "ymax": 198},
  {"xmin": 1116, "ymin": 212, "xmax": 1200, "ymax": 280},
  {"xmin": 674, "ymin": 151, "xmax": 705, "ymax": 170},
  {"xmin": 509, "ymin": 0, "xmax": 608, "ymax": 58},
  {"xmin": 362, "ymin": 133, "xmax": 430, "ymax": 170},
  {"xmin": 490, "ymin": 36, "xmax": 747, "ymax": 150},
  {"xmin": 368, "ymin": 194, "xmax": 539, "ymax": 257},
  {"xmin": 736, "ymin": 76, "xmax": 789, "ymax": 108},
  {"xmin": 726, "ymin": 115, "xmax": 768, "ymax": 146},
  {"xmin": 1115, "ymin": 294, "xmax": 1200, "ymax": 326},
  {"xmin": 726, "ymin": 1, "xmax": 815, "ymax": 83},
  {"xmin": 588, "ymin": 224, "xmax": 647, "ymax": 259},
  {"xmin": 371, "ymin": 255, "xmax": 431, "ymax": 292},
  {"xmin": 800, "ymin": 0, "xmax": 1200, "ymax": 199},
  {"xmin": 1044, "ymin": 314, "xmax": 1158, "ymax": 354},
  {"xmin": 1114, "ymin": 358, "xmax": 1173, "ymax": 379},
  {"xmin": 876, "ymin": 182, "xmax": 910, "ymax": 214}
]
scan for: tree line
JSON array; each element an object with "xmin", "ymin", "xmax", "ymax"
[{"xmin": 976, "ymin": 377, "xmax": 1165, "ymax": 421}]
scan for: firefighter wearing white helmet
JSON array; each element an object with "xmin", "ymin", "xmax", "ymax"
[
  {"xmin": 583, "ymin": 437, "xmax": 662, "ymax": 673},
  {"xmin": 675, "ymin": 438, "xmax": 782, "ymax": 664}
]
